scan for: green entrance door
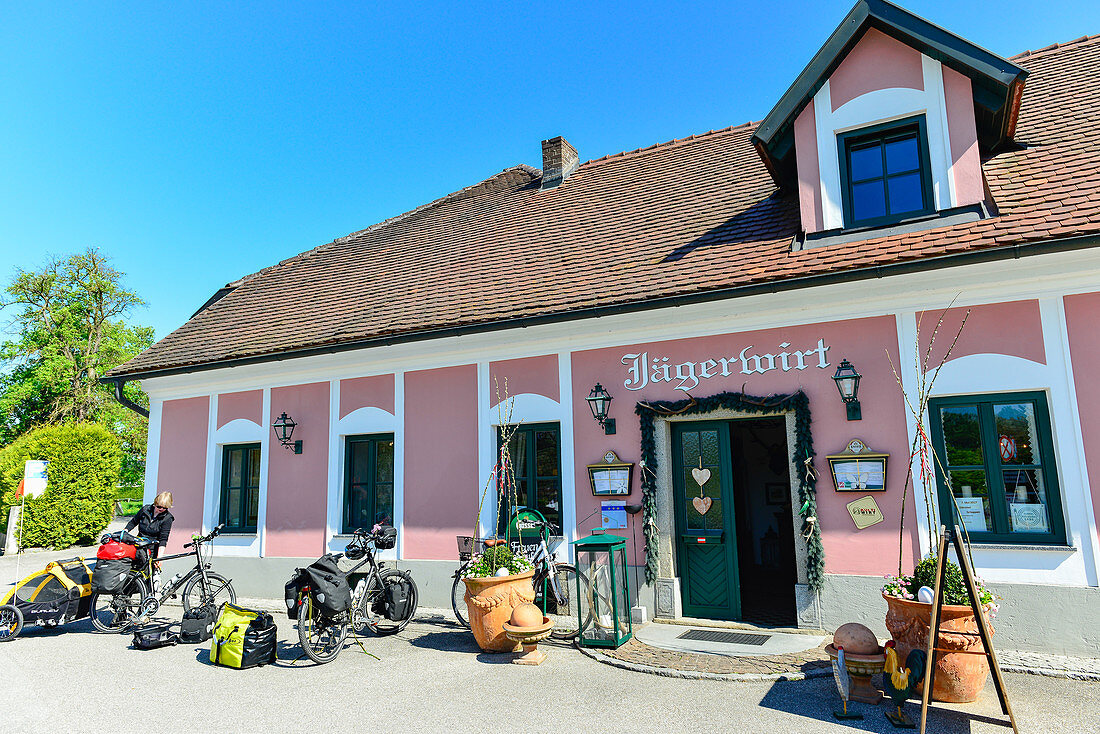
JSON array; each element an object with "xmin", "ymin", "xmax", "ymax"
[{"xmin": 672, "ymin": 422, "xmax": 741, "ymax": 620}]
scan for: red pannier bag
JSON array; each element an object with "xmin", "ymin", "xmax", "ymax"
[{"xmin": 97, "ymin": 540, "xmax": 137, "ymax": 560}]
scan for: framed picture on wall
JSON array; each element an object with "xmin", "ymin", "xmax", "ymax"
[
  {"xmin": 587, "ymin": 450, "xmax": 634, "ymax": 496},
  {"xmin": 765, "ymin": 483, "xmax": 788, "ymax": 505}
]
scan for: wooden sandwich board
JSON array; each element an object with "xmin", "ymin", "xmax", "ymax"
[{"xmin": 919, "ymin": 525, "xmax": 1017, "ymax": 733}]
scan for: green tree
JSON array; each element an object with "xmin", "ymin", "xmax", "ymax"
[{"xmin": 0, "ymin": 249, "xmax": 154, "ymax": 471}]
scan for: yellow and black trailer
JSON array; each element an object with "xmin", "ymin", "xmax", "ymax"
[{"xmin": 0, "ymin": 557, "xmax": 94, "ymax": 641}]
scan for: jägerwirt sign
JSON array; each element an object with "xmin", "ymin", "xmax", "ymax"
[{"xmin": 621, "ymin": 339, "xmax": 832, "ymax": 392}]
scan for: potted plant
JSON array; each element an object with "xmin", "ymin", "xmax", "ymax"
[
  {"xmin": 462, "ymin": 544, "xmax": 535, "ymax": 653},
  {"xmin": 882, "ymin": 556, "xmax": 999, "ymax": 703}
]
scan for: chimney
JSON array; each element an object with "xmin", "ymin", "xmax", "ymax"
[{"xmin": 540, "ymin": 136, "xmax": 579, "ymax": 190}]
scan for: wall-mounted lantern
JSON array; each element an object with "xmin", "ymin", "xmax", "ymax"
[
  {"xmin": 272, "ymin": 411, "xmax": 303, "ymax": 453},
  {"xmin": 832, "ymin": 358, "xmax": 862, "ymax": 421},
  {"xmin": 586, "ymin": 383, "xmax": 616, "ymax": 435}
]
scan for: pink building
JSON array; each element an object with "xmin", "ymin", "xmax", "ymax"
[{"xmin": 107, "ymin": 1, "xmax": 1100, "ymax": 654}]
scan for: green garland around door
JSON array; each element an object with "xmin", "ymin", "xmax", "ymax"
[{"xmin": 635, "ymin": 389, "xmax": 825, "ymax": 591}]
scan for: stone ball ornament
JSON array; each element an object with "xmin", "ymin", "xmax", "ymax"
[
  {"xmin": 833, "ymin": 622, "xmax": 881, "ymax": 655},
  {"xmin": 917, "ymin": 585, "xmax": 935, "ymax": 604},
  {"xmin": 509, "ymin": 602, "xmax": 544, "ymax": 628}
]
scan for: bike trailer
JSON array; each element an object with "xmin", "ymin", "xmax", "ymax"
[
  {"xmin": 91, "ymin": 558, "xmax": 133, "ymax": 595},
  {"xmin": 0, "ymin": 557, "xmax": 94, "ymax": 627},
  {"xmin": 133, "ymin": 622, "xmax": 178, "ymax": 649},
  {"xmin": 210, "ymin": 603, "xmax": 277, "ymax": 669},
  {"xmin": 302, "ymin": 554, "xmax": 351, "ymax": 616}
]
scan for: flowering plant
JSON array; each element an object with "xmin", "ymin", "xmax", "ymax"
[
  {"xmin": 883, "ymin": 555, "xmax": 999, "ymax": 618},
  {"xmin": 463, "ymin": 544, "xmax": 532, "ymax": 579}
]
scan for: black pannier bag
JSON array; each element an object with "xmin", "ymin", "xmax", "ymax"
[
  {"xmin": 180, "ymin": 603, "xmax": 218, "ymax": 643},
  {"xmin": 284, "ymin": 567, "xmax": 307, "ymax": 620},
  {"xmin": 383, "ymin": 573, "xmax": 414, "ymax": 621},
  {"xmin": 374, "ymin": 525, "xmax": 397, "ymax": 550},
  {"xmin": 91, "ymin": 559, "xmax": 132, "ymax": 595},
  {"xmin": 133, "ymin": 623, "xmax": 178, "ymax": 649},
  {"xmin": 303, "ymin": 554, "xmax": 351, "ymax": 616}
]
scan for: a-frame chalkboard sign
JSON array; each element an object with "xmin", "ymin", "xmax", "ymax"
[{"xmin": 919, "ymin": 525, "xmax": 1018, "ymax": 733}]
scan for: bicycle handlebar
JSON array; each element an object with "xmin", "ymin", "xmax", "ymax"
[{"xmin": 184, "ymin": 523, "xmax": 227, "ymax": 548}]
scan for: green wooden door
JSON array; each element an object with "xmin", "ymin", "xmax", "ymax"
[{"xmin": 672, "ymin": 422, "xmax": 741, "ymax": 620}]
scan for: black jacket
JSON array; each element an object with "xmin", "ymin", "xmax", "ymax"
[{"xmin": 125, "ymin": 505, "xmax": 175, "ymax": 557}]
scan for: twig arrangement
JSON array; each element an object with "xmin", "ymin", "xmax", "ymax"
[
  {"xmin": 886, "ymin": 299, "xmax": 972, "ymax": 574},
  {"xmin": 473, "ymin": 377, "xmax": 522, "ymax": 542}
]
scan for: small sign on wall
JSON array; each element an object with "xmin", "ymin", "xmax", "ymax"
[
  {"xmin": 601, "ymin": 501, "xmax": 627, "ymax": 530},
  {"xmin": 846, "ymin": 495, "xmax": 884, "ymax": 529}
]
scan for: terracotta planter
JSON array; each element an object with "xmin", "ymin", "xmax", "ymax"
[
  {"xmin": 463, "ymin": 570, "xmax": 536, "ymax": 653},
  {"xmin": 883, "ymin": 592, "xmax": 993, "ymax": 703}
]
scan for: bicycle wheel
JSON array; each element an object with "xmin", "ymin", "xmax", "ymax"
[
  {"xmin": 182, "ymin": 572, "xmax": 236, "ymax": 612},
  {"xmin": 451, "ymin": 574, "xmax": 469, "ymax": 628},
  {"xmin": 360, "ymin": 569, "xmax": 418, "ymax": 636},
  {"xmin": 296, "ymin": 596, "xmax": 348, "ymax": 664},
  {"xmin": 0, "ymin": 604, "xmax": 23, "ymax": 642},
  {"xmin": 547, "ymin": 564, "xmax": 591, "ymax": 640},
  {"xmin": 90, "ymin": 576, "xmax": 149, "ymax": 633}
]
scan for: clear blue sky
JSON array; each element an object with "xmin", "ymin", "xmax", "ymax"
[{"xmin": 1, "ymin": 1, "xmax": 1095, "ymax": 340}]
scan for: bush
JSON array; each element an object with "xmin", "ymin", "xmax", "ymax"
[{"xmin": 0, "ymin": 423, "xmax": 123, "ymax": 549}]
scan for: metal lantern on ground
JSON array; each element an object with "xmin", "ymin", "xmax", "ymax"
[
  {"xmin": 832, "ymin": 358, "xmax": 862, "ymax": 421},
  {"xmin": 570, "ymin": 534, "xmax": 632, "ymax": 648}
]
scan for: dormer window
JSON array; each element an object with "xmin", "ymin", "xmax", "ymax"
[{"xmin": 838, "ymin": 116, "xmax": 933, "ymax": 228}]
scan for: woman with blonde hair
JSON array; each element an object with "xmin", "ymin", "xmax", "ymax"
[{"xmin": 124, "ymin": 491, "xmax": 175, "ymax": 558}]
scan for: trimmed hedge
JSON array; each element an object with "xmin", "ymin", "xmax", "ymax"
[{"xmin": 0, "ymin": 423, "xmax": 123, "ymax": 549}]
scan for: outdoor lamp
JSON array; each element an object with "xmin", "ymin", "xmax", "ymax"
[
  {"xmin": 272, "ymin": 411, "xmax": 303, "ymax": 453},
  {"xmin": 570, "ymin": 533, "xmax": 633, "ymax": 648},
  {"xmin": 832, "ymin": 359, "xmax": 862, "ymax": 421},
  {"xmin": 586, "ymin": 383, "xmax": 616, "ymax": 435}
]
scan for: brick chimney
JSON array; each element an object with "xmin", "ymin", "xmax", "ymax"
[{"xmin": 540, "ymin": 136, "xmax": 579, "ymax": 190}]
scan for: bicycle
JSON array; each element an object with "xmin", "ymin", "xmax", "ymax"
[
  {"xmin": 451, "ymin": 518, "xmax": 590, "ymax": 639},
  {"xmin": 293, "ymin": 525, "xmax": 418, "ymax": 664},
  {"xmin": 89, "ymin": 524, "xmax": 236, "ymax": 633}
]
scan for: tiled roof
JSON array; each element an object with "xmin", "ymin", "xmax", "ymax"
[{"xmin": 110, "ymin": 35, "xmax": 1100, "ymax": 378}]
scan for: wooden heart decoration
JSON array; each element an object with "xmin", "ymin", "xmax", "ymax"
[
  {"xmin": 691, "ymin": 467, "xmax": 711, "ymax": 487},
  {"xmin": 692, "ymin": 496, "xmax": 713, "ymax": 515}
]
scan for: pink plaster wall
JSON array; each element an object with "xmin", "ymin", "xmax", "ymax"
[
  {"xmin": 943, "ymin": 66, "xmax": 984, "ymax": 207},
  {"xmin": 794, "ymin": 103, "xmax": 824, "ymax": 233},
  {"xmin": 571, "ymin": 316, "xmax": 919, "ymax": 576},
  {"xmin": 216, "ymin": 390, "xmax": 262, "ymax": 429},
  {"xmin": 1063, "ymin": 293, "xmax": 1100, "ymax": 536},
  {"xmin": 489, "ymin": 355, "xmax": 560, "ymax": 403},
  {"xmin": 340, "ymin": 374, "xmax": 395, "ymax": 418},
  {"xmin": 918, "ymin": 300, "xmax": 1045, "ymax": 368},
  {"xmin": 403, "ymin": 365, "xmax": 480, "ymax": 560},
  {"xmin": 829, "ymin": 28, "xmax": 924, "ymax": 111},
  {"xmin": 157, "ymin": 397, "xmax": 209, "ymax": 554},
  {"xmin": 265, "ymin": 382, "xmax": 329, "ymax": 557}
]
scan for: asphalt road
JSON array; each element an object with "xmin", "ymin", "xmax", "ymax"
[{"xmin": 3, "ymin": 607, "xmax": 1098, "ymax": 734}]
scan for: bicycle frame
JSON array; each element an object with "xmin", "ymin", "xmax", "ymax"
[{"xmin": 133, "ymin": 534, "xmax": 230, "ymax": 607}]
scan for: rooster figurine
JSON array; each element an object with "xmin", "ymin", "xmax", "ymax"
[
  {"xmin": 882, "ymin": 640, "xmax": 928, "ymax": 728},
  {"xmin": 831, "ymin": 645, "xmax": 862, "ymax": 720}
]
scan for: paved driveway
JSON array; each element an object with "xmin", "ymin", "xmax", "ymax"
[{"xmin": 4, "ymin": 607, "xmax": 1098, "ymax": 734}]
